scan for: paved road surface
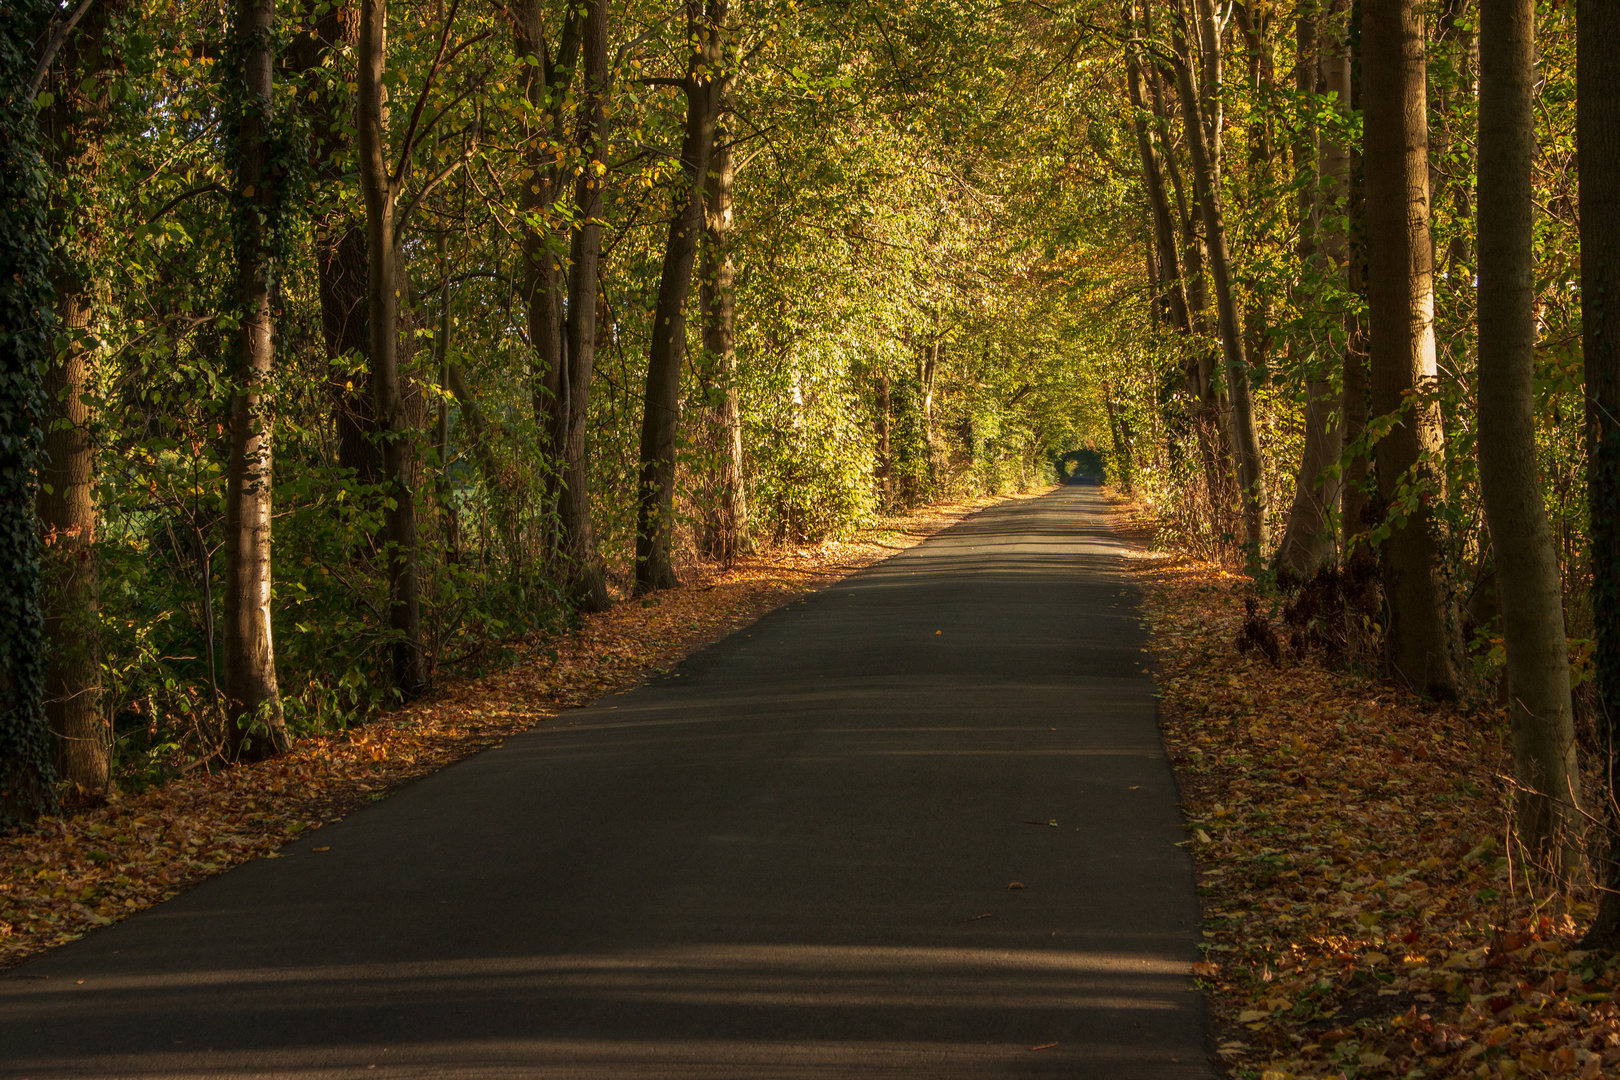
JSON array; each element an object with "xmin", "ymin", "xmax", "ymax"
[{"xmin": 1, "ymin": 485, "xmax": 1208, "ymax": 1078}]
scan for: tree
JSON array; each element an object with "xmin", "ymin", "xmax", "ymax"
[
  {"xmin": 1579, "ymin": 0, "xmax": 1620, "ymax": 946},
  {"xmin": 1361, "ymin": 0, "xmax": 1460, "ymax": 698},
  {"xmin": 1475, "ymin": 0, "xmax": 1579, "ymax": 871},
  {"xmin": 222, "ymin": 0, "xmax": 290, "ymax": 759},
  {"xmin": 698, "ymin": 116, "xmax": 749, "ymax": 562},
  {"xmin": 1277, "ymin": 0, "xmax": 1344, "ymax": 575},
  {"xmin": 37, "ymin": 0, "xmax": 117, "ymax": 794},
  {"xmin": 636, "ymin": 0, "xmax": 727, "ymax": 593},
  {"xmin": 1170, "ymin": 0, "xmax": 1266, "ymax": 567},
  {"xmin": 557, "ymin": 0, "xmax": 610, "ymax": 608}
]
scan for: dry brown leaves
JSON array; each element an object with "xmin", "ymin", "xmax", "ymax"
[
  {"xmin": 0, "ymin": 491, "xmax": 1039, "ymax": 971},
  {"xmin": 1133, "ymin": 549, "xmax": 1619, "ymax": 1080}
]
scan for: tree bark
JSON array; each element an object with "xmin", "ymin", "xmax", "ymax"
[
  {"xmin": 1126, "ymin": 3, "xmax": 1190, "ymax": 336},
  {"xmin": 223, "ymin": 0, "xmax": 289, "ymax": 759},
  {"xmin": 557, "ymin": 0, "xmax": 611, "ymax": 610},
  {"xmin": 875, "ymin": 369, "xmax": 892, "ymax": 512},
  {"xmin": 286, "ymin": 5, "xmax": 377, "ymax": 484},
  {"xmin": 1361, "ymin": 0, "xmax": 1460, "ymax": 698},
  {"xmin": 358, "ymin": 0, "xmax": 426, "ymax": 693},
  {"xmin": 1279, "ymin": 0, "xmax": 1346, "ymax": 575},
  {"xmin": 37, "ymin": 0, "xmax": 117, "ymax": 795},
  {"xmin": 698, "ymin": 126, "xmax": 748, "ymax": 562},
  {"xmin": 1172, "ymin": 0, "xmax": 1267, "ymax": 567},
  {"xmin": 636, "ymin": 0, "xmax": 726, "ymax": 594},
  {"xmin": 1578, "ymin": 0, "xmax": 1620, "ymax": 948},
  {"xmin": 1476, "ymin": 0, "xmax": 1580, "ymax": 873}
]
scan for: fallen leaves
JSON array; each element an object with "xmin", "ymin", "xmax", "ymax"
[
  {"xmin": 1132, "ymin": 548, "xmax": 1620, "ymax": 1080},
  {"xmin": 0, "ymin": 491, "xmax": 1039, "ymax": 971}
]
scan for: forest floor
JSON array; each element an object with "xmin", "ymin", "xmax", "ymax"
[
  {"xmin": 0, "ymin": 488, "xmax": 1045, "ymax": 971},
  {"xmin": 1129, "ymin": 525, "xmax": 1620, "ymax": 1079}
]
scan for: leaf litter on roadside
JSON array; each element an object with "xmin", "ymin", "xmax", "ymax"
[
  {"xmin": 0, "ymin": 492, "xmax": 1038, "ymax": 971},
  {"xmin": 1132, "ymin": 549, "xmax": 1620, "ymax": 1080}
]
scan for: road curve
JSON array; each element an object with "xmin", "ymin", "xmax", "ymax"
[{"xmin": 0, "ymin": 484, "xmax": 1209, "ymax": 1079}]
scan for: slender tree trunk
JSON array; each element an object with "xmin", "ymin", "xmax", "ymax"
[
  {"xmin": 636, "ymin": 0, "xmax": 726, "ymax": 593},
  {"xmin": 1476, "ymin": 0, "xmax": 1580, "ymax": 873},
  {"xmin": 1362, "ymin": 0, "xmax": 1460, "ymax": 698},
  {"xmin": 875, "ymin": 369, "xmax": 892, "ymax": 512},
  {"xmin": 559, "ymin": 0, "xmax": 611, "ymax": 610},
  {"xmin": 37, "ymin": 0, "xmax": 117, "ymax": 795},
  {"xmin": 287, "ymin": 6, "xmax": 377, "ymax": 484},
  {"xmin": 1279, "ymin": 0, "xmax": 1346, "ymax": 574},
  {"xmin": 1579, "ymin": 0, "xmax": 1620, "ymax": 948},
  {"xmin": 223, "ymin": 0, "xmax": 289, "ymax": 758},
  {"xmin": 699, "ymin": 126, "xmax": 748, "ymax": 562},
  {"xmin": 1172, "ymin": 1, "xmax": 1267, "ymax": 567},
  {"xmin": 358, "ymin": 0, "xmax": 426, "ymax": 693},
  {"xmin": 514, "ymin": 0, "xmax": 580, "ymax": 563},
  {"xmin": 1127, "ymin": 3, "xmax": 1190, "ymax": 336}
]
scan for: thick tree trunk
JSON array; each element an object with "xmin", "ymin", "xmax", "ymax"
[
  {"xmin": 1279, "ymin": 0, "xmax": 1345, "ymax": 575},
  {"xmin": 1578, "ymin": 0, "xmax": 1620, "ymax": 948},
  {"xmin": 37, "ymin": 0, "xmax": 117, "ymax": 795},
  {"xmin": 698, "ymin": 129, "xmax": 748, "ymax": 562},
  {"xmin": 636, "ymin": 0, "xmax": 726, "ymax": 593},
  {"xmin": 358, "ymin": 0, "xmax": 426, "ymax": 693},
  {"xmin": 1172, "ymin": 2, "xmax": 1267, "ymax": 567},
  {"xmin": 1362, "ymin": 0, "xmax": 1460, "ymax": 698},
  {"xmin": 224, "ymin": 0, "xmax": 289, "ymax": 759},
  {"xmin": 558, "ymin": 0, "xmax": 611, "ymax": 610},
  {"xmin": 1476, "ymin": 0, "xmax": 1580, "ymax": 873}
]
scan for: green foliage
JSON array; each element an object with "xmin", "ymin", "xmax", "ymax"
[{"xmin": 0, "ymin": 0, "xmax": 57, "ymax": 825}]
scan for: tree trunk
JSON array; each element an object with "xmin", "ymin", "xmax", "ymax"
[
  {"xmin": 287, "ymin": 5, "xmax": 377, "ymax": 484},
  {"xmin": 635, "ymin": 0, "xmax": 726, "ymax": 594},
  {"xmin": 358, "ymin": 0, "xmax": 426, "ymax": 693},
  {"xmin": 37, "ymin": 0, "xmax": 117, "ymax": 796},
  {"xmin": 223, "ymin": 0, "xmax": 289, "ymax": 759},
  {"xmin": 1361, "ymin": 0, "xmax": 1460, "ymax": 698},
  {"xmin": 558, "ymin": 0, "xmax": 611, "ymax": 610},
  {"xmin": 1476, "ymin": 0, "xmax": 1580, "ymax": 874},
  {"xmin": 698, "ymin": 126, "xmax": 748, "ymax": 562},
  {"xmin": 514, "ymin": 0, "xmax": 580, "ymax": 562},
  {"xmin": 1278, "ymin": 0, "xmax": 1346, "ymax": 575},
  {"xmin": 1172, "ymin": 1, "xmax": 1268, "ymax": 567},
  {"xmin": 1126, "ymin": 3, "xmax": 1190, "ymax": 336},
  {"xmin": 875, "ymin": 370, "xmax": 892, "ymax": 512},
  {"xmin": 1578, "ymin": 0, "xmax": 1620, "ymax": 948}
]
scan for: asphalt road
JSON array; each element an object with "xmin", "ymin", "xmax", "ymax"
[{"xmin": 0, "ymin": 484, "xmax": 1209, "ymax": 1079}]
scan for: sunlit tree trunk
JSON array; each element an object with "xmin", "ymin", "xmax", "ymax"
[
  {"xmin": 875, "ymin": 369, "xmax": 892, "ymax": 512},
  {"xmin": 37, "ymin": 0, "xmax": 117, "ymax": 795},
  {"xmin": 1362, "ymin": 0, "xmax": 1460, "ymax": 698},
  {"xmin": 637, "ymin": 0, "xmax": 726, "ymax": 593},
  {"xmin": 559, "ymin": 0, "xmax": 611, "ymax": 609},
  {"xmin": 1172, "ymin": 0, "xmax": 1267, "ymax": 568},
  {"xmin": 358, "ymin": 0, "xmax": 426, "ymax": 693},
  {"xmin": 699, "ymin": 126, "xmax": 749, "ymax": 562},
  {"xmin": 223, "ymin": 0, "xmax": 289, "ymax": 758},
  {"xmin": 1476, "ymin": 0, "xmax": 1579, "ymax": 873},
  {"xmin": 1578, "ymin": 0, "xmax": 1620, "ymax": 948}
]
